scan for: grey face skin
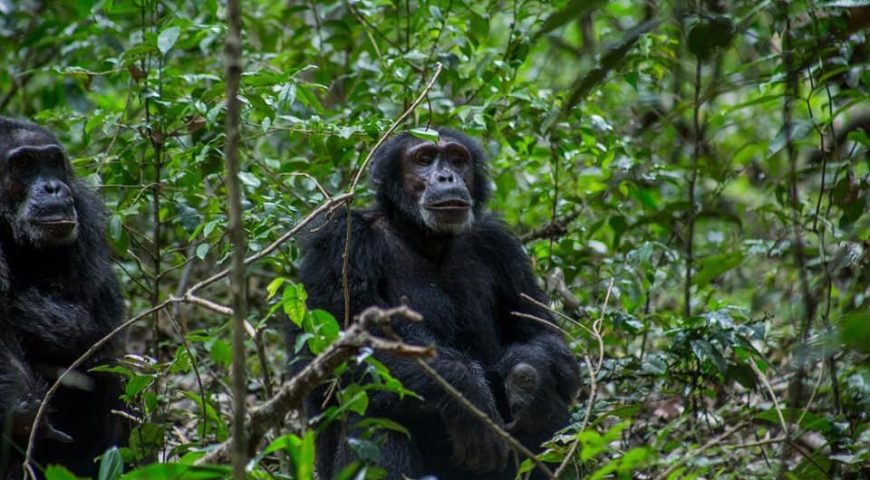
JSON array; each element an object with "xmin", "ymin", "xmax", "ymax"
[
  {"xmin": 2, "ymin": 143, "xmax": 79, "ymax": 249},
  {"xmin": 401, "ymin": 138, "xmax": 476, "ymax": 234}
]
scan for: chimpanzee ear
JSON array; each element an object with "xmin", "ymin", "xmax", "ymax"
[
  {"xmin": 370, "ymin": 162, "xmax": 384, "ymax": 186},
  {"xmin": 370, "ymin": 149, "xmax": 393, "ymax": 186}
]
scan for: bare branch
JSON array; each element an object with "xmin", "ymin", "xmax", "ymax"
[
  {"xmin": 415, "ymin": 359, "xmax": 556, "ymax": 480},
  {"xmin": 196, "ymin": 306, "xmax": 433, "ymax": 465},
  {"xmin": 178, "ymin": 294, "xmax": 233, "ymax": 316},
  {"xmin": 222, "ymin": 0, "xmax": 247, "ymax": 473},
  {"xmin": 520, "ymin": 210, "xmax": 581, "ymax": 243}
]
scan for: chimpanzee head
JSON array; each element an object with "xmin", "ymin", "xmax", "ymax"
[
  {"xmin": 0, "ymin": 118, "xmax": 79, "ymax": 249},
  {"xmin": 371, "ymin": 127, "xmax": 491, "ymax": 235}
]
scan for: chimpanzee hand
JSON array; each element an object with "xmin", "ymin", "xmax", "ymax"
[
  {"xmin": 504, "ymin": 362, "xmax": 541, "ymax": 434},
  {"xmin": 12, "ymin": 395, "xmax": 74, "ymax": 444},
  {"xmin": 444, "ymin": 362, "xmax": 510, "ymax": 473}
]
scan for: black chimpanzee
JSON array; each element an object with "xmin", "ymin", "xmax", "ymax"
[
  {"xmin": 296, "ymin": 128, "xmax": 581, "ymax": 480},
  {"xmin": 0, "ymin": 118, "xmax": 126, "ymax": 479}
]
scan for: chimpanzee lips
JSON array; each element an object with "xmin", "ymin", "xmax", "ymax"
[
  {"xmin": 425, "ymin": 199, "xmax": 471, "ymax": 211},
  {"xmin": 32, "ymin": 216, "xmax": 77, "ymax": 236},
  {"xmin": 34, "ymin": 216, "xmax": 76, "ymax": 226}
]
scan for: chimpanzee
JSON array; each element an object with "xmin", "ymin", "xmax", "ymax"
[
  {"xmin": 0, "ymin": 118, "xmax": 126, "ymax": 479},
  {"xmin": 296, "ymin": 128, "xmax": 581, "ymax": 480}
]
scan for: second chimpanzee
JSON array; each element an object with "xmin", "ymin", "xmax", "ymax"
[
  {"xmin": 297, "ymin": 128, "xmax": 581, "ymax": 480},
  {"xmin": 0, "ymin": 118, "xmax": 126, "ymax": 479}
]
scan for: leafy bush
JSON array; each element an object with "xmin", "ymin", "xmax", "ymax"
[{"xmin": 2, "ymin": 0, "xmax": 868, "ymax": 478}]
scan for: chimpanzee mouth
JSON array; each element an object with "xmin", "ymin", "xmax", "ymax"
[
  {"xmin": 35, "ymin": 218, "xmax": 76, "ymax": 225},
  {"xmin": 34, "ymin": 217, "xmax": 77, "ymax": 227},
  {"xmin": 425, "ymin": 199, "xmax": 471, "ymax": 211},
  {"xmin": 32, "ymin": 216, "xmax": 78, "ymax": 236}
]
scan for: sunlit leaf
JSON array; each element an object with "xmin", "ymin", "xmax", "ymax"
[{"xmin": 157, "ymin": 26, "xmax": 180, "ymax": 55}]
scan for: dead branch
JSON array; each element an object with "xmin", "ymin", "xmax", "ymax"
[
  {"xmin": 195, "ymin": 306, "xmax": 434, "ymax": 465},
  {"xmin": 415, "ymin": 359, "xmax": 556, "ymax": 480},
  {"xmin": 520, "ymin": 211, "xmax": 581, "ymax": 243},
  {"xmin": 223, "ymin": 0, "xmax": 246, "ymax": 472}
]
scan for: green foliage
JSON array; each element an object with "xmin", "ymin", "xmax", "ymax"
[
  {"xmin": 98, "ymin": 448, "xmax": 125, "ymax": 480},
  {"xmin": 2, "ymin": 0, "xmax": 869, "ymax": 478}
]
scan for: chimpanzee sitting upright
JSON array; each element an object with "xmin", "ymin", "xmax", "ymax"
[
  {"xmin": 297, "ymin": 128, "xmax": 581, "ymax": 480},
  {"xmin": 0, "ymin": 118, "xmax": 126, "ymax": 479}
]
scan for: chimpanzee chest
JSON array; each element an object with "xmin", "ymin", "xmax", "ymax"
[{"xmin": 382, "ymin": 247, "xmax": 504, "ymax": 364}]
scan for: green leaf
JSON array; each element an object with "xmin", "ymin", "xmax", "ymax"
[
  {"xmin": 563, "ymin": 19, "xmax": 661, "ymax": 113},
  {"xmin": 125, "ymin": 375, "xmax": 154, "ymax": 398},
  {"xmin": 157, "ymin": 26, "xmax": 180, "ymax": 55},
  {"xmin": 687, "ymin": 15, "xmax": 735, "ymax": 58},
  {"xmin": 108, "ymin": 214, "xmax": 129, "ymax": 253},
  {"xmin": 260, "ymin": 431, "xmax": 315, "ymax": 480},
  {"xmin": 45, "ymin": 466, "xmax": 84, "ymax": 480},
  {"xmin": 579, "ymin": 430, "xmax": 605, "ymax": 461},
  {"xmin": 304, "ymin": 309, "xmax": 340, "ymax": 354},
  {"xmin": 341, "ymin": 386, "xmax": 370, "ymax": 416},
  {"xmin": 121, "ymin": 464, "xmax": 230, "ymax": 480},
  {"xmin": 755, "ymin": 408, "xmax": 833, "ymax": 433},
  {"xmin": 355, "ymin": 417, "xmax": 410, "ymax": 436},
  {"xmin": 168, "ymin": 347, "xmax": 192, "ymax": 374},
  {"xmin": 202, "ymin": 220, "xmax": 220, "ymax": 238},
  {"xmin": 347, "ymin": 438, "xmax": 380, "ymax": 463},
  {"xmin": 840, "ymin": 312, "xmax": 870, "ymax": 353},
  {"xmin": 469, "ymin": 11, "xmax": 490, "ymax": 45},
  {"xmin": 266, "ymin": 277, "xmax": 286, "ymax": 300},
  {"xmin": 409, "ymin": 127, "xmax": 440, "ymax": 143},
  {"xmin": 209, "ymin": 339, "xmax": 232, "ymax": 367},
  {"xmin": 98, "ymin": 447, "xmax": 124, "ymax": 480},
  {"xmin": 535, "ymin": 0, "xmax": 607, "ymax": 39},
  {"xmin": 282, "ymin": 282, "xmax": 309, "ymax": 327},
  {"xmin": 238, "ymin": 171, "xmax": 261, "ymax": 188},
  {"xmin": 693, "ymin": 251, "xmax": 744, "ymax": 287},
  {"xmin": 296, "ymin": 83, "xmax": 324, "ymax": 113},
  {"xmin": 195, "ymin": 243, "xmax": 209, "ymax": 260},
  {"xmin": 691, "ymin": 339, "xmax": 727, "ymax": 373}
]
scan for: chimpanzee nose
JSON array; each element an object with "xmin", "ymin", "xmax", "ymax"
[
  {"xmin": 436, "ymin": 171, "xmax": 455, "ymax": 183},
  {"xmin": 43, "ymin": 180, "xmax": 69, "ymax": 197}
]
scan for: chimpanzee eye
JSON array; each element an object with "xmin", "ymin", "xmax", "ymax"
[
  {"xmin": 8, "ymin": 152, "xmax": 29, "ymax": 174},
  {"xmin": 47, "ymin": 152, "xmax": 66, "ymax": 172},
  {"xmin": 416, "ymin": 152, "xmax": 435, "ymax": 166},
  {"xmin": 450, "ymin": 155, "xmax": 468, "ymax": 167}
]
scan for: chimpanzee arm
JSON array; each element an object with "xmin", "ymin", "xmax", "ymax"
[
  {"xmin": 0, "ymin": 335, "xmax": 44, "ymax": 437},
  {"xmin": 301, "ymin": 212, "xmax": 503, "ymax": 415},
  {"xmin": 5, "ymin": 279, "xmax": 121, "ymax": 356},
  {"xmin": 476, "ymin": 216, "xmax": 581, "ymax": 434},
  {"xmin": 0, "ymin": 334, "xmax": 72, "ymax": 444}
]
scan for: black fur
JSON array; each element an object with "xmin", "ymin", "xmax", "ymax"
[
  {"xmin": 0, "ymin": 118, "xmax": 126, "ymax": 479},
  {"xmin": 296, "ymin": 128, "xmax": 581, "ymax": 480}
]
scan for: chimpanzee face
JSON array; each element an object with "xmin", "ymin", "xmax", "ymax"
[
  {"xmin": 400, "ymin": 137, "xmax": 476, "ymax": 234},
  {"xmin": 0, "ymin": 136, "xmax": 78, "ymax": 249}
]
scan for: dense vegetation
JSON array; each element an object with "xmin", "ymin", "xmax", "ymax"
[{"xmin": 1, "ymin": 0, "xmax": 869, "ymax": 479}]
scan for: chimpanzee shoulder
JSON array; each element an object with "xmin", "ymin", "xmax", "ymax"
[
  {"xmin": 463, "ymin": 212, "xmax": 542, "ymax": 292},
  {"xmin": 297, "ymin": 209, "xmax": 394, "ymax": 322},
  {"xmin": 298, "ymin": 209, "xmax": 390, "ymax": 278}
]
